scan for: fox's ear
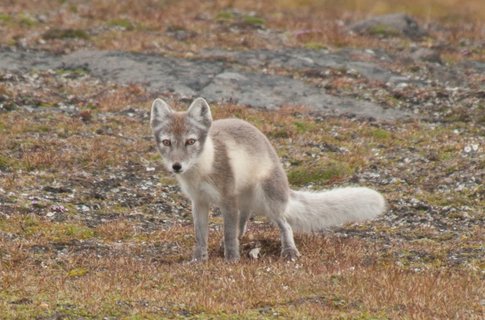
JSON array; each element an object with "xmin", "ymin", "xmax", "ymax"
[
  {"xmin": 150, "ymin": 98, "xmax": 173, "ymax": 129},
  {"xmin": 187, "ymin": 97, "xmax": 212, "ymax": 129}
]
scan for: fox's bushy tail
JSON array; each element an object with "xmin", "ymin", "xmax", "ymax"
[{"xmin": 283, "ymin": 187, "xmax": 386, "ymax": 233}]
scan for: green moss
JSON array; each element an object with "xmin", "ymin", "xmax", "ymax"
[
  {"xmin": 293, "ymin": 121, "xmax": 316, "ymax": 134},
  {"xmin": 370, "ymin": 128, "xmax": 391, "ymax": 140},
  {"xmin": 67, "ymin": 267, "xmax": 89, "ymax": 278},
  {"xmin": 243, "ymin": 15, "xmax": 265, "ymax": 27},
  {"xmin": 0, "ymin": 13, "xmax": 12, "ymax": 23},
  {"xmin": 216, "ymin": 11, "xmax": 235, "ymax": 22},
  {"xmin": 0, "ymin": 13, "xmax": 36, "ymax": 28},
  {"xmin": 159, "ymin": 175, "xmax": 177, "ymax": 185},
  {"xmin": 368, "ymin": 24, "xmax": 400, "ymax": 37},
  {"xmin": 288, "ymin": 161, "xmax": 353, "ymax": 186},
  {"xmin": 108, "ymin": 19, "xmax": 136, "ymax": 31},
  {"xmin": 18, "ymin": 14, "xmax": 36, "ymax": 27},
  {"xmin": 62, "ymin": 224, "xmax": 96, "ymax": 240},
  {"xmin": 19, "ymin": 219, "xmax": 96, "ymax": 241},
  {"xmin": 438, "ymin": 149, "xmax": 455, "ymax": 161},
  {"xmin": 267, "ymin": 128, "xmax": 290, "ymax": 139},
  {"xmin": 215, "ymin": 11, "xmax": 265, "ymax": 27},
  {"xmin": 43, "ymin": 28, "xmax": 90, "ymax": 40},
  {"xmin": 56, "ymin": 68, "xmax": 88, "ymax": 77},
  {"xmin": 304, "ymin": 42, "xmax": 327, "ymax": 50},
  {"xmin": 26, "ymin": 124, "xmax": 51, "ymax": 133},
  {"xmin": 0, "ymin": 154, "xmax": 12, "ymax": 170}
]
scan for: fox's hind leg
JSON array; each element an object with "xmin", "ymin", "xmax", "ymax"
[
  {"xmin": 261, "ymin": 168, "xmax": 300, "ymax": 260},
  {"xmin": 260, "ymin": 193, "xmax": 300, "ymax": 260},
  {"xmin": 274, "ymin": 217, "xmax": 301, "ymax": 260}
]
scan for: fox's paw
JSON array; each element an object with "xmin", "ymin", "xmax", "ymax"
[
  {"xmin": 192, "ymin": 248, "xmax": 208, "ymax": 262},
  {"xmin": 281, "ymin": 247, "xmax": 301, "ymax": 261},
  {"xmin": 224, "ymin": 250, "xmax": 240, "ymax": 263}
]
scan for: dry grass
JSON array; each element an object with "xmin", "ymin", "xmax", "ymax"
[{"xmin": 1, "ymin": 228, "xmax": 483, "ymax": 319}]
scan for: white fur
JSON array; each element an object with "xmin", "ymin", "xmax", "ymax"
[
  {"xmin": 284, "ymin": 187, "xmax": 386, "ymax": 232},
  {"xmin": 195, "ymin": 136, "xmax": 215, "ymax": 176},
  {"xmin": 224, "ymin": 139, "xmax": 274, "ymax": 194},
  {"xmin": 177, "ymin": 136, "xmax": 221, "ymax": 203}
]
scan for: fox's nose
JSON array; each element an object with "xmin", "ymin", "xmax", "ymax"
[{"xmin": 172, "ymin": 163, "xmax": 182, "ymax": 172}]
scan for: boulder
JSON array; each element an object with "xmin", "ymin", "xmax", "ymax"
[
  {"xmin": 350, "ymin": 13, "xmax": 427, "ymax": 39},
  {"xmin": 411, "ymin": 48, "xmax": 442, "ymax": 64}
]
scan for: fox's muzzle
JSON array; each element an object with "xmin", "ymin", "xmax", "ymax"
[{"xmin": 172, "ymin": 162, "xmax": 182, "ymax": 173}]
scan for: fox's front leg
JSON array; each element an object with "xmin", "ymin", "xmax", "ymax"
[
  {"xmin": 191, "ymin": 200, "xmax": 209, "ymax": 262},
  {"xmin": 222, "ymin": 199, "xmax": 240, "ymax": 262}
]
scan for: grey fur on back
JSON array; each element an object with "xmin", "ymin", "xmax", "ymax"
[{"xmin": 210, "ymin": 119, "xmax": 386, "ymax": 232}]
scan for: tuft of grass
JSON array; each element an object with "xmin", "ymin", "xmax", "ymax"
[
  {"xmin": 293, "ymin": 120, "xmax": 316, "ymax": 134},
  {"xmin": 216, "ymin": 11, "xmax": 235, "ymax": 22},
  {"xmin": 55, "ymin": 67, "xmax": 88, "ymax": 77},
  {"xmin": 303, "ymin": 41, "xmax": 327, "ymax": 50},
  {"xmin": 42, "ymin": 28, "xmax": 90, "ymax": 40},
  {"xmin": 67, "ymin": 267, "xmax": 89, "ymax": 278},
  {"xmin": 243, "ymin": 15, "xmax": 265, "ymax": 27},
  {"xmin": 370, "ymin": 128, "xmax": 391, "ymax": 140},
  {"xmin": 0, "ymin": 13, "xmax": 12, "ymax": 23},
  {"xmin": 0, "ymin": 154, "xmax": 12, "ymax": 170},
  {"xmin": 18, "ymin": 14, "xmax": 36, "ymax": 28},
  {"xmin": 107, "ymin": 19, "xmax": 136, "ymax": 31},
  {"xmin": 11, "ymin": 217, "xmax": 96, "ymax": 241},
  {"xmin": 63, "ymin": 225, "xmax": 96, "ymax": 240},
  {"xmin": 0, "ymin": 13, "xmax": 36, "ymax": 27},
  {"xmin": 368, "ymin": 24, "xmax": 401, "ymax": 37},
  {"xmin": 215, "ymin": 10, "xmax": 265, "ymax": 28},
  {"xmin": 266, "ymin": 128, "xmax": 291, "ymax": 139},
  {"xmin": 288, "ymin": 161, "xmax": 353, "ymax": 186}
]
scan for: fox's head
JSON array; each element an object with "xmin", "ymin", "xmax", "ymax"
[{"xmin": 150, "ymin": 97, "xmax": 212, "ymax": 174}]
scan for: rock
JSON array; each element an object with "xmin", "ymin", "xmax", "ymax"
[
  {"xmin": 0, "ymin": 48, "xmax": 409, "ymax": 120},
  {"xmin": 201, "ymin": 48, "xmax": 396, "ymax": 83},
  {"xmin": 248, "ymin": 247, "xmax": 261, "ymax": 259},
  {"xmin": 350, "ymin": 13, "xmax": 426, "ymax": 39},
  {"xmin": 411, "ymin": 48, "xmax": 442, "ymax": 64},
  {"xmin": 166, "ymin": 26, "xmax": 197, "ymax": 42},
  {"xmin": 43, "ymin": 185, "xmax": 73, "ymax": 193}
]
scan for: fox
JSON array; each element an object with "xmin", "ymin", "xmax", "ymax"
[{"xmin": 150, "ymin": 97, "xmax": 386, "ymax": 262}]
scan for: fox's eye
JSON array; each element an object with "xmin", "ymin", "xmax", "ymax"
[
  {"xmin": 161, "ymin": 139, "xmax": 171, "ymax": 147},
  {"xmin": 186, "ymin": 139, "xmax": 196, "ymax": 146}
]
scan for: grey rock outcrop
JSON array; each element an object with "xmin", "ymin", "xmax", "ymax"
[
  {"xmin": 350, "ymin": 13, "xmax": 427, "ymax": 39},
  {"xmin": 0, "ymin": 48, "xmax": 408, "ymax": 120}
]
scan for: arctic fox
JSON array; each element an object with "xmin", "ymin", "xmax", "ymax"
[{"xmin": 150, "ymin": 97, "xmax": 386, "ymax": 261}]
